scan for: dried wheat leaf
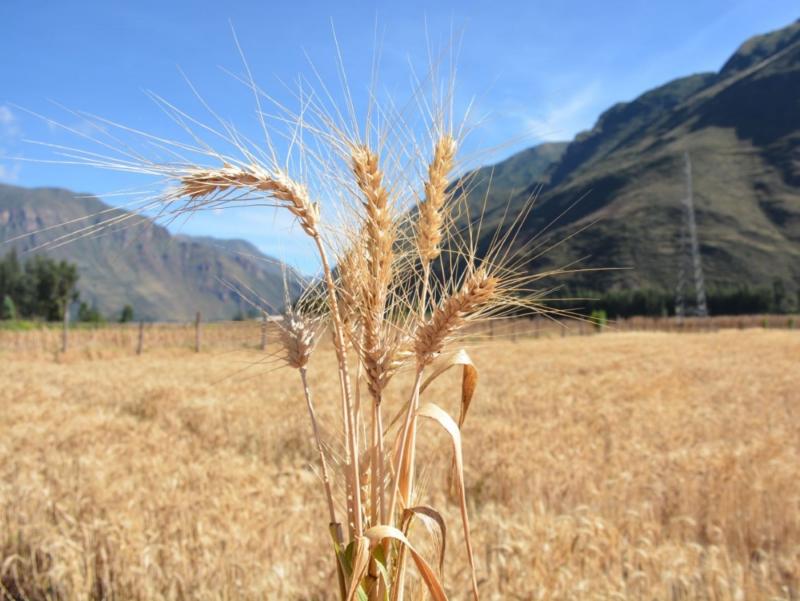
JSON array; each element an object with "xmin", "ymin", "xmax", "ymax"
[
  {"xmin": 344, "ymin": 536, "xmax": 370, "ymax": 601},
  {"xmin": 386, "ymin": 350, "xmax": 477, "ymax": 436},
  {"xmin": 417, "ymin": 403, "xmax": 479, "ymax": 601},
  {"xmin": 402, "ymin": 505, "xmax": 448, "ymax": 575},
  {"xmin": 364, "ymin": 525, "xmax": 448, "ymax": 601},
  {"xmin": 419, "ymin": 348, "xmax": 477, "ymax": 428}
]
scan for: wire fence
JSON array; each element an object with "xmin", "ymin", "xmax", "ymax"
[
  {"xmin": 473, "ymin": 313, "xmax": 799, "ymax": 340},
  {"xmin": 1, "ymin": 313, "xmax": 796, "ymax": 356},
  {"xmin": 0, "ymin": 319, "xmax": 275, "ymax": 355}
]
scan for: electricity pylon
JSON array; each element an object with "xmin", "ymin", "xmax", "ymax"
[{"xmin": 675, "ymin": 152, "xmax": 708, "ymax": 318}]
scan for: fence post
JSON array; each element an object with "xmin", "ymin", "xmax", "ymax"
[
  {"xmin": 61, "ymin": 302, "xmax": 69, "ymax": 353},
  {"xmin": 195, "ymin": 311, "xmax": 202, "ymax": 353},
  {"xmin": 260, "ymin": 311, "xmax": 268, "ymax": 351},
  {"xmin": 136, "ymin": 321, "xmax": 145, "ymax": 355}
]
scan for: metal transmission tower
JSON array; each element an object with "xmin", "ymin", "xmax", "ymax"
[{"xmin": 675, "ymin": 152, "xmax": 709, "ymax": 318}]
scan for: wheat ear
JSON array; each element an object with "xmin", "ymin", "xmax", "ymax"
[
  {"xmin": 414, "ymin": 269, "xmax": 498, "ymax": 366},
  {"xmin": 337, "ymin": 243, "xmax": 365, "ymax": 344},
  {"xmin": 179, "ymin": 164, "xmax": 320, "ymax": 237},
  {"xmin": 417, "ymin": 135, "xmax": 456, "ymax": 265},
  {"xmin": 351, "ymin": 145, "xmax": 394, "ymax": 397}
]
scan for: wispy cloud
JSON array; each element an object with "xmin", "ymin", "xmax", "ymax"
[
  {"xmin": 522, "ymin": 82, "xmax": 601, "ymax": 142},
  {"xmin": 0, "ymin": 105, "xmax": 21, "ymax": 138},
  {"xmin": 0, "ymin": 105, "xmax": 22, "ymax": 182},
  {"xmin": 0, "ymin": 162, "xmax": 22, "ymax": 182}
]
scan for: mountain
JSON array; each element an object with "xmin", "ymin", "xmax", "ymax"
[
  {"xmin": 467, "ymin": 20, "xmax": 800, "ymax": 299},
  {"xmin": 0, "ymin": 184, "xmax": 301, "ymax": 321},
  {"xmin": 466, "ymin": 142, "xmax": 568, "ymax": 199}
]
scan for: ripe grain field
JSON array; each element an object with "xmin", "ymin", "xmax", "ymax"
[{"xmin": 1, "ymin": 329, "xmax": 799, "ymax": 600}]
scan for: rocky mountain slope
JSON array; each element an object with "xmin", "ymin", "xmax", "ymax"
[
  {"xmin": 467, "ymin": 20, "xmax": 800, "ymax": 298},
  {"xmin": 0, "ymin": 184, "xmax": 300, "ymax": 321}
]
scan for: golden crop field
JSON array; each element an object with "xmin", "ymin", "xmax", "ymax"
[{"xmin": 2, "ymin": 329, "xmax": 799, "ymax": 600}]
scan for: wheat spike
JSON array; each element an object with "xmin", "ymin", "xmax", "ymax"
[
  {"xmin": 278, "ymin": 313, "xmax": 319, "ymax": 370},
  {"xmin": 417, "ymin": 135, "xmax": 456, "ymax": 264},
  {"xmin": 415, "ymin": 269, "xmax": 497, "ymax": 366},
  {"xmin": 350, "ymin": 145, "xmax": 396, "ymax": 399},
  {"xmin": 179, "ymin": 164, "xmax": 320, "ymax": 237},
  {"xmin": 337, "ymin": 242, "xmax": 366, "ymax": 343},
  {"xmin": 351, "ymin": 145, "xmax": 393, "ymax": 290}
]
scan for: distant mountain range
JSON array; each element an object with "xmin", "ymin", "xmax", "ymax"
[
  {"xmin": 465, "ymin": 19, "xmax": 800, "ymax": 298},
  {"xmin": 0, "ymin": 184, "xmax": 301, "ymax": 321}
]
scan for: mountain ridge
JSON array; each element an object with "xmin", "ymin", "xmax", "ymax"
[
  {"xmin": 0, "ymin": 183, "xmax": 300, "ymax": 321},
  {"xmin": 465, "ymin": 19, "xmax": 800, "ymax": 301}
]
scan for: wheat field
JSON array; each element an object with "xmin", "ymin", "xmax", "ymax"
[{"xmin": 1, "ymin": 328, "xmax": 799, "ymax": 600}]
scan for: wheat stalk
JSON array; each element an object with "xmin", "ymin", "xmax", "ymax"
[
  {"xmin": 276, "ymin": 313, "xmax": 338, "ymax": 520},
  {"xmin": 349, "ymin": 144, "xmax": 398, "ymax": 535},
  {"xmin": 391, "ymin": 269, "xmax": 498, "ymax": 511}
]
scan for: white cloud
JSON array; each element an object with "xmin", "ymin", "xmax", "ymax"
[
  {"xmin": 0, "ymin": 106, "xmax": 14, "ymax": 125},
  {"xmin": 0, "ymin": 106, "xmax": 22, "ymax": 181},
  {"xmin": 0, "ymin": 162, "xmax": 22, "ymax": 182},
  {"xmin": 0, "ymin": 106, "xmax": 20, "ymax": 139},
  {"xmin": 522, "ymin": 83, "xmax": 601, "ymax": 142}
]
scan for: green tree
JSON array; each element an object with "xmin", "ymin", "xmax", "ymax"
[
  {"xmin": 2, "ymin": 295, "xmax": 16, "ymax": 320},
  {"xmin": 78, "ymin": 302, "xmax": 105, "ymax": 323},
  {"xmin": 590, "ymin": 309, "xmax": 608, "ymax": 330},
  {"xmin": 772, "ymin": 278, "xmax": 788, "ymax": 313},
  {"xmin": 0, "ymin": 251, "xmax": 81, "ymax": 320},
  {"xmin": 0, "ymin": 250, "xmax": 22, "ymax": 317},
  {"xmin": 119, "ymin": 304, "xmax": 134, "ymax": 323},
  {"xmin": 24, "ymin": 256, "xmax": 79, "ymax": 320}
]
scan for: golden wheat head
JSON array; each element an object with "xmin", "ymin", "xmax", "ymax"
[
  {"xmin": 179, "ymin": 164, "xmax": 320, "ymax": 237},
  {"xmin": 418, "ymin": 135, "xmax": 457, "ymax": 264}
]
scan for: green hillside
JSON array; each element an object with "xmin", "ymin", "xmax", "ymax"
[{"xmin": 466, "ymin": 20, "xmax": 800, "ymax": 305}]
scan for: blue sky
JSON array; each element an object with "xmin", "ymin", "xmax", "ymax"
[{"xmin": 1, "ymin": 0, "xmax": 798, "ymax": 273}]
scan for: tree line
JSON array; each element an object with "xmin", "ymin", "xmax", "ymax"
[
  {"xmin": 3, "ymin": 248, "xmax": 796, "ymax": 322},
  {"xmin": 0, "ymin": 250, "xmax": 133, "ymax": 323},
  {"xmin": 568, "ymin": 280, "xmax": 799, "ymax": 318}
]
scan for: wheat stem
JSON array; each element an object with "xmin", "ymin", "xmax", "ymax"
[
  {"xmin": 314, "ymin": 236, "xmax": 364, "ymax": 539},
  {"xmin": 299, "ymin": 367, "xmax": 339, "ymax": 532},
  {"xmin": 387, "ymin": 369, "xmax": 425, "ymax": 525}
]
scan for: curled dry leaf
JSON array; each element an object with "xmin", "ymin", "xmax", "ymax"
[
  {"xmin": 386, "ymin": 349, "xmax": 478, "ymax": 438},
  {"xmin": 420, "ymin": 348, "xmax": 478, "ymax": 429},
  {"xmin": 364, "ymin": 525, "xmax": 448, "ymax": 601},
  {"xmin": 417, "ymin": 403, "xmax": 479, "ymax": 601},
  {"xmin": 401, "ymin": 505, "xmax": 448, "ymax": 575}
]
